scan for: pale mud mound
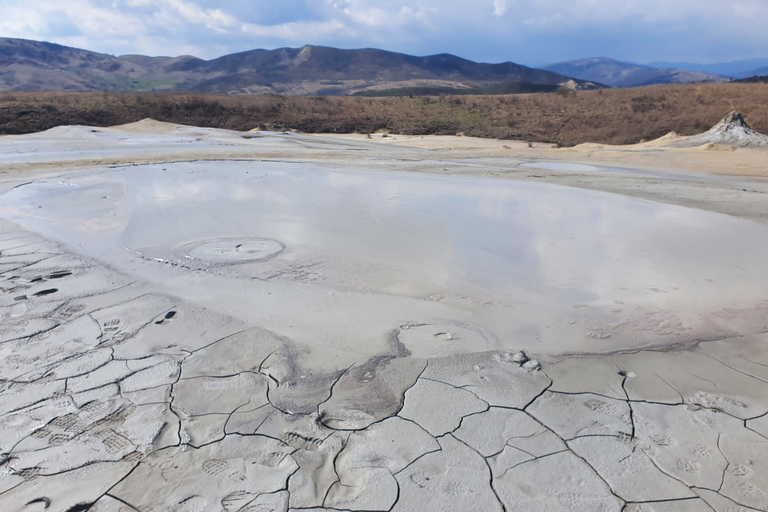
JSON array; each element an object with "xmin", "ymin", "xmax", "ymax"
[
  {"xmin": 573, "ymin": 131, "xmax": 682, "ymax": 150},
  {"xmin": 109, "ymin": 118, "xmax": 187, "ymax": 134},
  {"xmin": 670, "ymin": 111, "xmax": 768, "ymax": 148}
]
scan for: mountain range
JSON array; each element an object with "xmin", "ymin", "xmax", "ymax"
[
  {"xmin": 2, "ymin": 38, "xmax": 766, "ymax": 95},
  {"xmin": 645, "ymin": 58, "xmax": 768, "ymax": 78},
  {"xmin": 0, "ymin": 38, "xmax": 600, "ymax": 95},
  {"xmin": 541, "ymin": 58, "xmax": 728, "ymax": 88}
]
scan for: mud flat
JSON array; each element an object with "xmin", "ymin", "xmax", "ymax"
[{"xmin": 1, "ymin": 121, "xmax": 768, "ymax": 511}]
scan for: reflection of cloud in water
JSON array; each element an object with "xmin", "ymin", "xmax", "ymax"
[
  {"xmin": 148, "ymin": 182, "xmax": 205, "ymax": 204},
  {"xmin": 5, "ymin": 161, "xmax": 768, "ymax": 344},
  {"xmin": 313, "ymin": 169, "xmax": 768, "ymax": 315},
  {"xmin": 231, "ymin": 185, "xmax": 293, "ymax": 206},
  {"xmin": 516, "ymin": 186, "xmax": 768, "ymax": 310}
]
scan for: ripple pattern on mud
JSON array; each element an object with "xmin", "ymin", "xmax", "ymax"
[{"xmin": 179, "ymin": 237, "xmax": 284, "ymax": 266}]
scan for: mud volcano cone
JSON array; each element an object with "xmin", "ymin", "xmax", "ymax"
[
  {"xmin": 710, "ymin": 111, "xmax": 750, "ymax": 135},
  {"xmin": 672, "ymin": 110, "xmax": 768, "ymax": 148}
]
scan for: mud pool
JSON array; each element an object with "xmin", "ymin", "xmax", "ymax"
[{"xmin": 3, "ymin": 160, "xmax": 767, "ymax": 358}]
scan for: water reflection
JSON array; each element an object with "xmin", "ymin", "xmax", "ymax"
[{"xmin": 3, "ymin": 161, "xmax": 768, "ymax": 353}]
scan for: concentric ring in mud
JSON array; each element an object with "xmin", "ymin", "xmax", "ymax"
[
  {"xmin": 175, "ymin": 237, "xmax": 284, "ymax": 266},
  {"xmin": 396, "ymin": 321, "xmax": 497, "ymax": 358}
]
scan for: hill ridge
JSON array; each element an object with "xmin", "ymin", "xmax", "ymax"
[
  {"xmin": 542, "ymin": 57, "xmax": 726, "ymax": 88},
  {"xmin": 0, "ymin": 38, "xmax": 600, "ymax": 95}
]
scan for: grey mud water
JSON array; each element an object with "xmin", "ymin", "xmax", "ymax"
[{"xmin": 4, "ymin": 161, "xmax": 768, "ymax": 358}]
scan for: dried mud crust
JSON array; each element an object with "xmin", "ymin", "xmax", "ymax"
[{"xmin": 0, "ymin": 221, "xmax": 767, "ymax": 512}]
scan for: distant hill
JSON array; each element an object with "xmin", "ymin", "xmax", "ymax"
[
  {"xmin": 353, "ymin": 82, "xmax": 565, "ymax": 97},
  {"xmin": 541, "ymin": 58, "xmax": 726, "ymax": 88},
  {"xmin": 0, "ymin": 38, "xmax": 601, "ymax": 95},
  {"xmin": 736, "ymin": 75, "xmax": 768, "ymax": 84},
  {"xmin": 738, "ymin": 67, "xmax": 768, "ymax": 80},
  {"xmin": 646, "ymin": 58, "xmax": 768, "ymax": 78}
]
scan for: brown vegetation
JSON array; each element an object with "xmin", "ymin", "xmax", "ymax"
[{"xmin": 1, "ymin": 83, "xmax": 768, "ymax": 146}]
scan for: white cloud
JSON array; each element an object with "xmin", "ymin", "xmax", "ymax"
[
  {"xmin": 0, "ymin": 0, "xmax": 145, "ymax": 39},
  {"xmin": 160, "ymin": 0, "xmax": 238, "ymax": 32},
  {"xmin": 501, "ymin": 0, "xmax": 768, "ymax": 29},
  {"xmin": 1, "ymin": 0, "xmax": 767, "ymax": 62},
  {"xmin": 240, "ymin": 20, "xmax": 347, "ymax": 42},
  {"xmin": 493, "ymin": 0, "xmax": 507, "ymax": 17}
]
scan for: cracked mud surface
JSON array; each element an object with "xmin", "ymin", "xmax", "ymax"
[
  {"xmin": 1, "ymin": 124, "xmax": 768, "ymax": 511},
  {"xmin": 1, "ymin": 224, "xmax": 767, "ymax": 512}
]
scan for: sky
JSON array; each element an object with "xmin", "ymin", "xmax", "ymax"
[{"xmin": 1, "ymin": 0, "xmax": 767, "ymax": 66}]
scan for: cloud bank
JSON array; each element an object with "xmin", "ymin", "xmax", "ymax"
[{"xmin": 1, "ymin": 0, "xmax": 767, "ymax": 65}]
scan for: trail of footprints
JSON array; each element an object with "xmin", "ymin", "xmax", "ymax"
[{"xmin": 0, "ymin": 224, "xmax": 767, "ymax": 512}]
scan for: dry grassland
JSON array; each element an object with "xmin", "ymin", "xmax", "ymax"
[{"xmin": 1, "ymin": 83, "xmax": 767, "ymax": 145}]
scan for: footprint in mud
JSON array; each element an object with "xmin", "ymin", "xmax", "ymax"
[
  {"xmin": 410, "ymin": 472, "xmax": 433, "ymax": 489},
  {"xmin": 202, "ymin": 459, "xmax": 247, "ymax": 482},
  {"xmin": 688, "ymin": 412, "xmax": 716, "ymax": 429},
  {"xmin": 443, "ymin": 480, "xmax": 470, "ymax": 496},
  {"xmin": 692, "ymin": 392, "xmax": 747, "ymax": 410},
  {"xmin": 583, "ymin": 399, "xmax": 620, "ymax": 415},
  {"xmin": 251, "ymin": 450, "xmax": 287, "ymax": 468},
  {"xmin": 103, "ymin": 319, "xmax": 121, "ymax": 332},
  {"xmin": 50, "ymin": 414, "xmax": 79, "ymax": 431},
  {"xmin": 222, "ymin": 492, "xmax": 257, "ymax": 510},
  {"xmin": 650, "ymin": 434, "xmax": 673, "ymax": 447},
  {"xmin": 731, "ymin": 463, "xmax": 754, "ymax": 477},
  {"xmin": 48, "ymin": 434, "xmax": 72, "ymax": 445},
  {"xmin": 16, "ymin": 467, "xmax": 42, "ymax": 480},
  {"xmin": 676, "ymin": 459, "xmax": 701, "ymax": 474},
  {"xmin": 124, "ymin": 452, "xmax": 143, "ymax": 464},
  {"xmin": 31, "ymin": 428, "xmax": 52, "ymax": 440},
  {"xmin": 155, "ymin": 310, "xmax": 178, "ymax": 325},
  {"xmin": 692, "ymin": 444, "xmax": 715, "ymax": 460},
  {"xmin": 282, "ymin": 431, "xmax": 324, "ymax": 451},
  {"xmin": 58, "ymin": 304, "xmax": 86, "ymax": 318},
  {"xmin": 97, "ymin": 403, "xmax": 136, "ymax": 427},
  {"xmin": 202, "ymin": 459, "xmax": 231, "ymax": 476},
  {"xmin": 586, "ymin": 327, "xmax": 617, "ymax": 340},
  {"xmin": 100, "ymin": 431, "xmax": 133, "ymax": 454},
  {"xmin": 33, "ymin": 288, "xmax": 58, "ymax": 297}
]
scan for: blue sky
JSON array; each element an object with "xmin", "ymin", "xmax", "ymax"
[{"xmin": 1, "ymin": 0, "xmax": 767, "ymax": 66}]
